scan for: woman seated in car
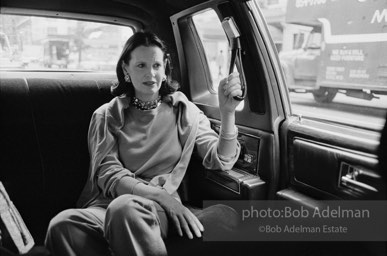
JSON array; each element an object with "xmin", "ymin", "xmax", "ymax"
[{"xmin": 45, "ymin": 31, "xmax": 242, "ymax": 256}]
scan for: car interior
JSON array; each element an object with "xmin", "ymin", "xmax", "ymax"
[{"xmin": 0, "ymin": 0, "xmax": 386, "ymax": 255}]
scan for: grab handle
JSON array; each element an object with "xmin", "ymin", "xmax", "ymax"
[{"xmin": 221, "ymin": 17, "xmax": 246, "ymax": 101}]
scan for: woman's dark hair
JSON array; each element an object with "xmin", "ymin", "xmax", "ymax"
[{"xmin": 111, "ymin": 31, "xmax": 179, "ymax": 97}]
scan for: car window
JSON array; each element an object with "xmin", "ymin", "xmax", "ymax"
[
  {"xmin": 0, "ymin": 14, "xmax": 133, "ymax": 71},
  {"xmin": 191, "ymin": 8, "xmax": 245, "ymax": 111},
  {"xmin": 254, "ymin": 0, "xmax": 387, "ymax": 131},
  {"xmin": 192, "ymin": 9, "xmax": 229, "ymax": 92}
]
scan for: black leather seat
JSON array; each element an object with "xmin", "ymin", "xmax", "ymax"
[{"xmin": 0, "ymin": 75, "xmax": 113, "ymax": 245}]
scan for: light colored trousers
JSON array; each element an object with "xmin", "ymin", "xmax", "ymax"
[{"xmin": 45, "ymin": 194, "xmax": 238, "ymax": 256}]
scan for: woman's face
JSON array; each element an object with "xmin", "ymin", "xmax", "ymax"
[{"xmin": 122, "ymin": 45, "xmax": 166, "ymax": 101}]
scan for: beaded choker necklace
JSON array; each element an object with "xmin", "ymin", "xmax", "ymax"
[{"xmin": 130, "ymin": 96, "xmax": 161, "ymax": 111}]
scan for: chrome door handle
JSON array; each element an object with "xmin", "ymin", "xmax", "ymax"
[
  {"xmin": 340, "ymin": 162, "xmax": 379, "ymax": 193},
  {"xmin": 341, "ymin": 175, "xmax": 378, "ymax": 192}
]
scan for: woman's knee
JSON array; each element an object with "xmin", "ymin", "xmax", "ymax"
[
  {"xmin": 45, "ymin": 208, "xmax": 87, "ymax": 249},
  {"xmin": 107, "ymin": 194, "xmax": 140, "ymax": 219},
  {"xmin": 47, "ymin": 209, "xmax": 80, "ymax": 235},
  {"xmin": 46, "ymin": 208, "xmax": 109, "ymax": 256},
  {"xmin": 106, "ymin": 194, "xmax": 158, "ymax": 224}
]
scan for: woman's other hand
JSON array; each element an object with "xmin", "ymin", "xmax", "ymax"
[
  {"xmin": 218, "ymin": 72, "xmax": 243, "ymax": 115},
  {"xmin": 127, "ymin": 180, "xmax": 204, "ymax": 239},
  {"xmin": 156, "ymin": 190, "xmax": 204, "ymax": 239}
]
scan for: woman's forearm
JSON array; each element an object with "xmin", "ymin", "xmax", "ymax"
[
  {"xmin": 115, "ymin": 176, "xmax": 166, "ymax": 202},
  {"xmin": 220, "ymin": 111, "xmax": 236, "ymax": 134},
  {"xmin": 216, "ymin": 72, "xmax": 242, "ymax": 160},
  {"xmin": 218, "ymin": 111, "xmax": 238, "ymax": 158}
]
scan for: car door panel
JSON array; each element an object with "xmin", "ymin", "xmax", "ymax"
[
  {"xmin": 172, "ymin": 5, "xmax": 385, "ymax": 256},
  {"xmin": 279, "ymin": 117, "xmax": 385, "ymax": 201},
  {"xmin": 183, "ymin": 120, "xmax": 269, "ymax": 205},
  {"xmin": 171, "ymin": 0, "xmax": 281, "ymax": 202}
]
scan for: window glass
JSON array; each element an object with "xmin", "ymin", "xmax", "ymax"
[
  {"xmin": 258, "ymin": 0, "xmax": 281, "ymax": 9},
  {"xmin": 254, "ymin": 0, "xmax": 387, "ymax": 130},
  {"xmin": 0, "ymin": 14, "xmax": 133, "ymax": 71},
  {"xmin": 192, "ymin": 9, "xmax": 230, "ymax": 92},
  {"xmin": 192, "ymin": 9, "xmax": 244, "ymax": 110}
]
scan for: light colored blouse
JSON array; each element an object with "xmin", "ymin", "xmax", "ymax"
[
  {"xmin": 118, "ymin": 103, "xmax": 182, "ymax": 180},
  {"xmin": 77, "ymin": 91, "xmax": 240, "ymax": 208}
]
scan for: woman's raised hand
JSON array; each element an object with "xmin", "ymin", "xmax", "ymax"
[{"xmin": 218, "ymin": 72, "xmax": 243, "ymax": 115}]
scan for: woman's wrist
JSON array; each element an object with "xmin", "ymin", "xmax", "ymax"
[
  {"xmin": 220, "ymin": 111, "xmax": 236, "ymax": 133},
  {"xmin": 220, "ymin": 125, "xmax": 238, "ymax": 140},
  {"xmin": 132, "ymin": 182, "xmax": 166, "ymax": 202},
  {"xmin": 152, "ymin": 188, "xmax": 172, "ymax": 206},
  {"xmin": 220, "ymin": 109, "xmax": 235, "ymax": 119},
  {"xmin": 218, "ymin": 109, "xmax": 238, "ymax": 158}
]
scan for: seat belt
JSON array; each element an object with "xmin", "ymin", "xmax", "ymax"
[{"xmin": 222, "ymin": 16, "xmax": 246, "ymax": 101}]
